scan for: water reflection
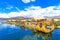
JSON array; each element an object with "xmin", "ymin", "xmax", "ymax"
[
  {"xmin": 23, "ymin": 30, "xmax": 52, "ymax": 40},
  {"xmin": 33, "ymin": 32, "xmax": 52, "ymax": 40},
  {"xmin": 17, "ymin": 25, "xmax": 52, "ymax": 40},
  {"xmin": 20, "ymin": 26, "xmax": 25, "ymax": 32}
]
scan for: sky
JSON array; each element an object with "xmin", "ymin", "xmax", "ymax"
[{"xmin": 0, "ymin": 0, "xmax": 60, "ymax": 18}]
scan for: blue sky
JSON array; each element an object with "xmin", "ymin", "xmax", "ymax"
[{"xmin": 0, "ymin": 0, "xmax": 60, "ymax": 18}]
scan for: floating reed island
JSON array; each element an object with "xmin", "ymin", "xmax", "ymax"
[{"xmin": 3, "ymin": 17, "xmax": 60, "ymax": 33}]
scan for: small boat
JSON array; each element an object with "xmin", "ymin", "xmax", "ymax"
[{"xmin": 36, "ymin": 20, "xmax": 55, "ymax": 33}]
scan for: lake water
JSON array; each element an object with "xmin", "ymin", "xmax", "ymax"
[{"xmin": 0, "ymin": 23, "xmax": 60, "ymax": 40}]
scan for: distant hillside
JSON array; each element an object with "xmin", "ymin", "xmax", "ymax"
[
  {"xmin": 0, "ymin": 16, "xmax": 60, "ymax": 20},
  {"xmin": 0, "ymin": 16, "xmax": 32, "ymax": 20},
  {"xmin": 44, "ymin": 16, "xmax": 60, "ymax": 19}
]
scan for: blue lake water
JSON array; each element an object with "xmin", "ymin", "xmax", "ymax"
[{"xmin": 0, "ymin": 23, "xmax": 60, "ymax": 40}]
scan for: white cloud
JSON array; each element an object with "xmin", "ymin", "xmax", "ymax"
[
  {"xmin": 31, "ymin": 0, "xmax": 35, "ymax": 2},
  {"xmin": 0, "ymin": 5, "xmax": 60, "ymax": 18},
  {"xmin": 21, "ymin": 0, "xmax": 36, "ymax": 3},
  {"xmin": 0, "ymin": 13, "xmax": 9, "ymax": 18},
  {"xmin": 8, "ymin": 12, "xmax": 21, "ymax": 17},
  {"xmin": 22, "ymin": 0, "xmax": 30, "ymax": 3},
  {"xmin": 24, "ymin": 6, "xmax": 60, "ymax": 17}
]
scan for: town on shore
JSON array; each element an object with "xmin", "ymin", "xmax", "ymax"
[{"xmin": 1, "ymin": 16, "xmax": 60, "ymax": 33}]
